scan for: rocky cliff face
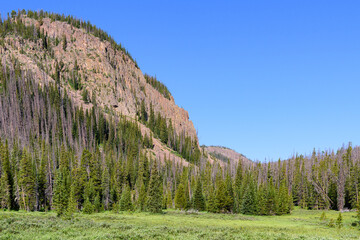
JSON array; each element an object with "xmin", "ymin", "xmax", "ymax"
[
  {"xmin": 204, "ymin": 146, "xmax": 252, "ymax": 166},
  {"xmin": 24, "ymin": 18, "xmax": 196, "ymax": 137},
  {"xmin": 0, "ymin": 14, "xmax": 198, "ymax": 165}
]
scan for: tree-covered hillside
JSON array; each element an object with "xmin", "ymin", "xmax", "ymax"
[{"xmin": 0, "ymin": 10, "xmax": 359, "ymax": 221}]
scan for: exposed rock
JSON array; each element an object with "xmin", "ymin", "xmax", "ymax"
[
  {"xmin": 0, "ymin": 15, "xmax": 198, "ymax": 165},
  {"xmin": 204, "ymin": 146, "xmax": 252, "ymax": 166}
]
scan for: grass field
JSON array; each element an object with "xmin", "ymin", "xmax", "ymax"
[{"xmin": 0, "ymin": 207, "xmax": 358, "ymax": 239}]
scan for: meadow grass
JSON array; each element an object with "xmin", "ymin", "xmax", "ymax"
[{"xmin": 0, "ymin": 207, "xmax": 358, "ymax": 239}]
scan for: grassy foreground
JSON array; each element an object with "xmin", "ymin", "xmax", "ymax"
[{"xmin": 0, "ymin": 208, "xmax": 358, "ymax": 239}]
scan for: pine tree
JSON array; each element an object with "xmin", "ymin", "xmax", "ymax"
[
  {"xmin": 53, "ymin": 147, "xmax": 70, "ymax": 217},
  {"xmin": 175, "ymin": 183, "xmax": 186, "ymax": 210},
  {"xmin": 19, "ymin": 150, "xmax": 36, "ymax": 211},
  {"xmin": 215, "ymin": 173, "xmax": 228, "ymax": 213},
  {"xmin": 166, "ymin": 188, "xmax": 173, "ymax": 208},
  {"xmin": 82, "ymin": 89, "xmax": 89, "ymax": 103},
  {"xmin": 83, "ymin": 197, "xmax": 94, "ymax": 214},
  {"xmin": 234, "ymin": 160, "xmax": 243, "ymax": 213},
  {"xmin": 82, "ymin": 179, "xmax": 95, "ymax": 214},
  {"xmin": 276, "ymin": 179, "xmax": 290, "ymax": 215},
  {"xmin": 266, "ymin": 179, "xmax": 276, "ymax": 215},
  {"xmin": 149, "ymin": 102, "xmax": 155, "ymax": 130},
  {"xmin": 207, "ymin": 187, "xmax": 217, "ymax": 213},
  {"xmin": 241, "ymin": 177, "xmax": 257, "ymax": 215},
  {"xmin": 140, "ymin": 100, "xmax": 148, "ymax": 122},
  {"xmin": 38, "ymin": 142, "xmax": 48, "ymax": 211},
  {"xmin": 225, "ymin": 172, "xmax": 234, "ymax": 212},
  {"xmin": 89, "ymin": 150, "xmax": 101, "ymax": 194},
  {"xmin": 62, "ymin": 34, "xmax": 67, "ymax": 51},
  {"xmin": 328, "ymin": 219, "xmax": 335, "ymax": 228},
  {"xmin": 160, "ymin": 117, "xmax": 168, "ymax": 144},
  {"xmin": 70, "ymin": 167, "xmax": 86, "ymax": 211},
  {"xmin": 336, "ymin": 212, "xmax": 343, "ymax": 229},
  {"xmin": 161, "ymin": 191, "xmax": 166, "ymax": 210},
  {"xmin": 94, "ymin": 192, "xmax": 102, "ymax": 212},
  {"xmin": 193, "ymin": 179, "xmax": 205, "ymax": 211},
  {"xmin": 184, "ymin": 180, "xmax": 191, "ymax": 210},
  {"xmin": 0, "ymin": 170, "xmax": 11, "ymax": 210},
  {"xmin": 0, "ymin": 140, "xmax": 11, "ymax": 210},
  {"xmin": 65, "ymin": 183, "xmax": 78, "ymax": 219},
  {"xmin": 137, "ymin": 179, "xmax": 147, "ymax": 211},
  {"xmin": 146, "ymin": 162, "xmax": 162, "ymax": 213},
  {"xmin": 53, "ymin": 170, "xmax": 69, "ymax": 216},
  {"xmin": 257, "ymin": 184, "xmax": 268, "ymax": 215},
  {"xmin": 120, "ymin": 184, "xmax": 133, "ymax": 211}
]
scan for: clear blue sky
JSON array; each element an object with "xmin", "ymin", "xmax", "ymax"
[{"xmin": 2, "ymin": 1, "xmax": 360, "ymax": 161}]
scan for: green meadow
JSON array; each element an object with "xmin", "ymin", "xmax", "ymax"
[{"xmin": 0, "ymin": 208, "xmax": 358, "ymax": 239}]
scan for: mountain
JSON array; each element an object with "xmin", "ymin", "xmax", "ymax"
[
  {"xmin": 0, "ymin": 10, "xmax": 200, "ymax": 166},
  {"xmin": 2, "ymin": 10, "xmax": 357, "ymax": 217}
]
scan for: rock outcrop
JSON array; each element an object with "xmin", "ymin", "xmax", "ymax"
[
  {"xmin": 204, "ymin": 146, "xmax": 252, "ymax": 166},
  {"xmin": 0, "ymin": 15, "xmax": 198, "ymax": 165}
]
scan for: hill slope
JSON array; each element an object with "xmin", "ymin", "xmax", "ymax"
[
  {"xmin": 0, "ymin": 10, "xmax": 200, "ymax": 165},
  {"xmin": 204, "ymin": 146, "xmax": 251, "ymax": 165},
  {"xmin": 0, "ymin": 10, "xmax": 359, "ymax": 218}
]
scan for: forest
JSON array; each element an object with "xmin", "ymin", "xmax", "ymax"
[
  {"xmin": 0, "ymin": 10, "xmax": 359, "ymax": 233},
  {"xmin": 0, "ymin": 62, "xmax": 359, "ymax": 218}
]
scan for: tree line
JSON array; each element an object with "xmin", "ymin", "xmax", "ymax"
[
  {"xmin": 138, "ymin": 99, "xmax": 201, "ymax": 165},
  {"xmin": 0, "ymin": 55, "xmax": 360, "ymax": 219},
  {"xmin": 0, "ymin": 10, "xmax": 359, "ymax": 222},
  {"xmin": 144, "ymin": 74, "xmax": 171, "ymax": 100}
]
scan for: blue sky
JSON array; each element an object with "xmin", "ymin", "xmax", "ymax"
[{"xmin": 2, "ymin": 1, "xmax": 360, "ymax": 161}]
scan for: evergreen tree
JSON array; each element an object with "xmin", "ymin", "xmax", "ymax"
[
  {"xmin": 83, "ymin": 197, "xmax": 94, "ymax": 214},
  {"xmin": 136, "ymin": 178, "xmax": 147, "ymax": 211},
  {"xmin": 120, "ymin": 184, "xmax": 133, "ymax": 211},
  {"xmin": 175, "ymin": 183, "xmax": 186, "ymax": 210},
  {"xmin": 266, "ymin": 179, "xmax": 276, "ymax": 215},
  {"xmin": 53, "ymin": 147, "xmax": 70, "ymax": 217},
  {"xmin": 70, "ymin": 167, "xmax": 86, "ymax": 211},
  {"xmin": 0, "ymin": 170, "xmax": 11, "ymax": 210},
  {"xmin": 336, "ymin": 212, "xmax": 343, "ymax": 229},
  {"xmin": 62, "ymin": 35, "xmax": 67, "ymax": 50},
  {"xmin": 94, "ymin": 192, "xmax": 102, "ymax": 212},
  {"xmin": 276, "ymin": 179, "xmax": 290, "ymax": 215},
  {"xmin": 225, "ymin": 172, "xmax": 234, "ymax": 212},
  {"xmin": 67, "ymin": 183, "xmax": 78, "ymax": 217},
  {"xmin": 140, "ymin": 100, "xmax": 148, "ymax": 122},
  {"xmin": 19, "ymin": 150, "xmax": 36, "ymax": 211},
  {"xmin": 146, "ymin": 162, "xmax": 162, "ymax": 213},
  {"xmin": 257, "ymin": 184, "xmax": 268, "ymax": 215},
  {"xmin": 162, "ymin": 189, "xmax": 168, "ymax": 209},
  {"xmin": 0, "ymin": 141, "xmax": 11, "ymax": 210},
  {"xmin": 193, "ymin": 179, "xmax": 205, "ymax": 211},
  {"xmin": 166, "ymin": 188, "xmax": 173, "ymax": 208},
  {"xmin": 82, "ymin": 178, "xmax": 96, "ymax": 214},
  {"xmin": 241, "ymin": 177, "xmax": 257, "ymax": 215},
  {"xmin": 328, "ymin": 219, "xmax": 335, "ymax": 228},
  {"xmin": 53, "ymin": 170, "xmax": 69, "ymax": 216},
  {"xmin": 38, "ymin": 143, "xmax": 48, "ymax": 211},
  {"xmin": 234, "ymin": 160, "xmax": 243, "ymax": 213},
  {"xmin": 207, "ymin": 187, "xmax": 217, "ymax": 213},
  {"xmin": 215, "ymin": 173, "xmax": 228, "ymax": 213}
]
